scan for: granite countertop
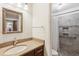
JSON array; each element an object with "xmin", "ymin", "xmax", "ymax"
[{"xmin": 0, "ymin": 39, "xmax": 44, "ymax": 56}]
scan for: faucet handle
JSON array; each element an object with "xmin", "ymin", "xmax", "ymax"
[{"xmin": 13, "ymin": 40, "xmax": 18, "ymax": 46}]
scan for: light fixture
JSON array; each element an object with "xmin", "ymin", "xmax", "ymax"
[
  {"xmin": 17, "ymin": 3, "xmax": 23, "ymax": 7},
  {"xmin": 17, "ymin": 3, "xmax": 28, "ymax": 10},
  {"xmin": 24, "ymin": 3, "xmax": 28, "ymax": 10}
]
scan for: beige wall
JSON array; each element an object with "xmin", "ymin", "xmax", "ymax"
[
  {"xmin": 0, "ymin": 3, "xmax": 32, "ymax": 43},
  {"xmin": 32, "ymin": 3, "xmax": 51, "ymax": 56}
]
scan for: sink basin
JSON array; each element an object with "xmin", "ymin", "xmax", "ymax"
[{"xmin": 3, "ymin": 45, "xmax": 28, "ymax": 55}]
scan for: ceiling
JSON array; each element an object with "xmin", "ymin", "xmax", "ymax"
[{"xmin": 51, "ymin": 3, "xmax": 79, "ymax": 13}]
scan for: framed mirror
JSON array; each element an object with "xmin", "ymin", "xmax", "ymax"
[{"xmin": 2, "ymin": 8, "xmax": 23, "ymax": 34}]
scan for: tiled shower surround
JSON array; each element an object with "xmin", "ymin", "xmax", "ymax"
[{"xmin": 59, "ymin": 12, "xmax": 79, "ymax": 56}]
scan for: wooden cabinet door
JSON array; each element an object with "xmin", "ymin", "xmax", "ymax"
[
  {"xmin": 35, "ymin": 45, "xmax": 44, "ymax": 56},
  {"xmin": 22, "ymin": 50, "xmax": 34, "ymax": 56}
]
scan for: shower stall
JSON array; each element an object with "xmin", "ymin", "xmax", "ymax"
[
  {"xmin": 51, "ymin": 3, "xmax": 79, "ymax": 56},
  {"xmin": 58, "ymin": 11, "xmax": 79, "ymax": 56}
]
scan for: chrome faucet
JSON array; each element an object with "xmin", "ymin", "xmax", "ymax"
[{"xmin": 13, "ymin": 38, "xmax": 18, "ymax": 46}]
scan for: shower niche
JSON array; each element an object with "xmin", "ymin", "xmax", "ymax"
[{"xmin": 59, "ymin": 12, "xmax": 79, "ymax": 56}]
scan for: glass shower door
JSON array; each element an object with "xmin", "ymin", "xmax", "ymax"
[{"xmin": 59, "ymin": 11, "xmax": 79, "ymax": 56}]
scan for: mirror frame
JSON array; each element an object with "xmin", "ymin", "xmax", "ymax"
[{"xmin": 2, "ymin": 8, "xmax": 23, "ymax": 34}]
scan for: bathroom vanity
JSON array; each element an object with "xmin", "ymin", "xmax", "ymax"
[
  {"xmin": 0, "ymin": 38, "xmax": 44, "ymax": 56},
  {"xmin": 0, "ymin": 8, "xmax": 45, "ymax": 56}
]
